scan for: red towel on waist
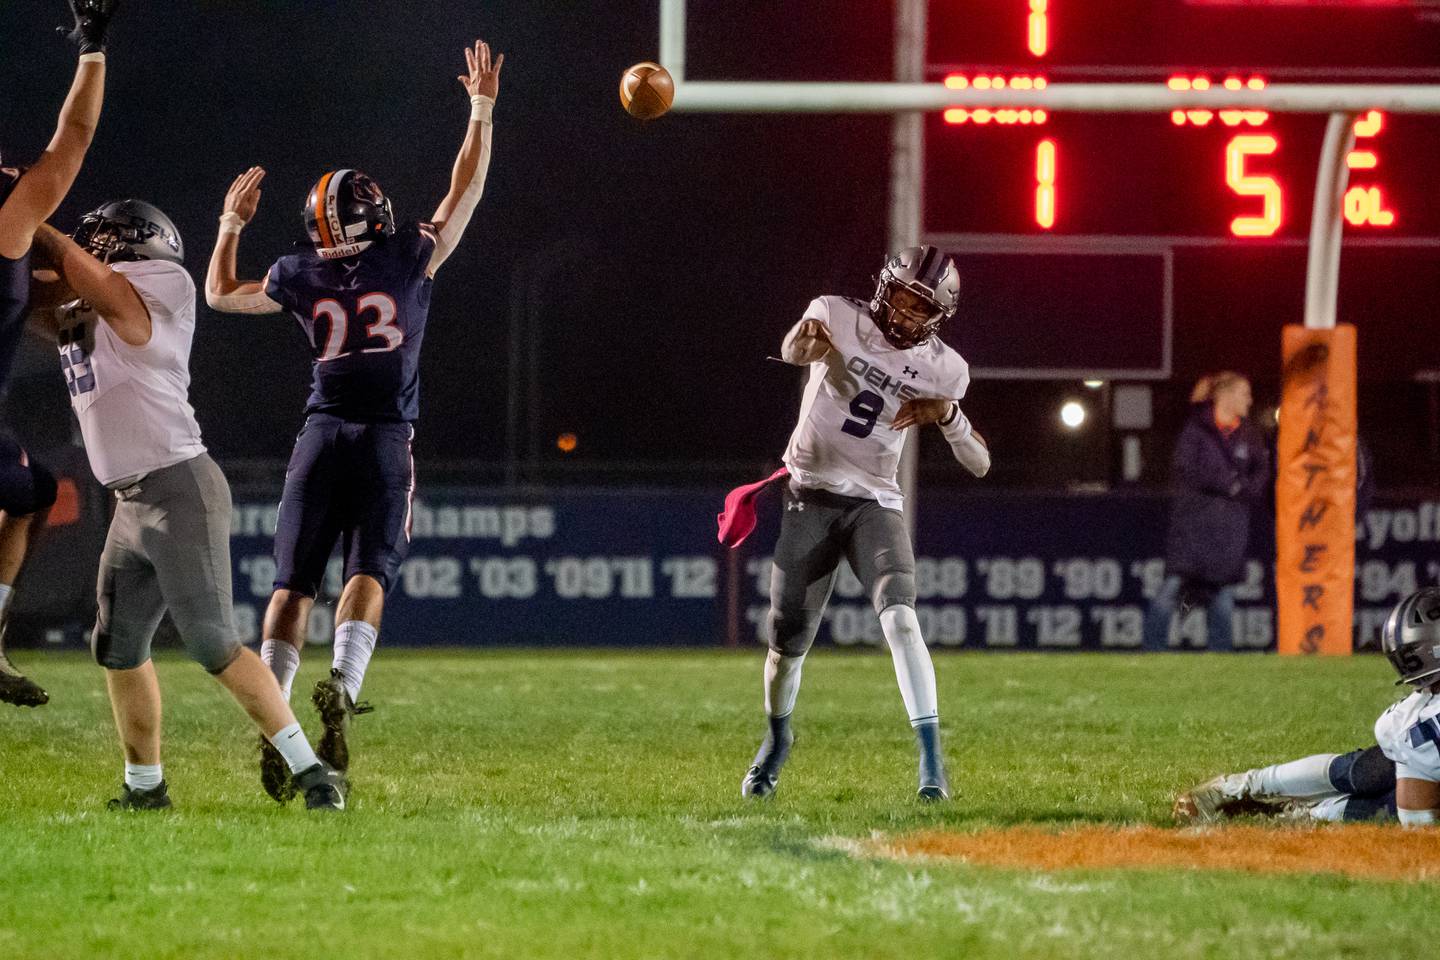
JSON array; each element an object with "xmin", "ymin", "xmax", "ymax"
[{"xmin": 716, "ymin": 466, "xmax": 790, "ymax": 548}]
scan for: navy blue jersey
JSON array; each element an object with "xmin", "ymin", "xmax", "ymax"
[
  {"xmin": 265, "ymin": 222, "xmax": 437, "ymax": 423},
  {"xmin": 0, "ymin": 249, "xmax": 30, "ymax": 394}
]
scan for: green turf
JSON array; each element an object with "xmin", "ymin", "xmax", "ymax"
[{"xmin": 0, "ymin": 649, "xmax": 1422, "ymax": 959}]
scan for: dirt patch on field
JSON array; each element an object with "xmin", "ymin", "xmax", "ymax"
[{"xmin": 876, "ymin": 825, "xmax": 1440, "ymax": 881}]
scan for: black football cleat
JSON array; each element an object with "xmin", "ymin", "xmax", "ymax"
[
  {"xmin": 293, "ymin": 762, "xmax": 347, "ymax": 812},
  {"xmin": 741, "ymin": 715, "xmax": 794, "ymax": 799},
  {"xmin": 311, "ymin": 669, "xmax": 373, "ymax": 773},
  {"xmin": 259, "ymin": 735, "xmax": 297, "ymax": 803},
  {"xmin": 107, "ymin": 781, "xmax": 173, "ymax": 811},
  {"xmin": 0, "ymin": 650, "xmax": 48, "ymax": 707},
  {"xmin": 915, "ymin": 722, "xmax": 951, "ymax": 801}
]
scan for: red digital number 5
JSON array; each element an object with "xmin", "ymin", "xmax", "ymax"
[{"xmin": 1226, "ymin": 135, "xmax": 1282, "ymax": 237}]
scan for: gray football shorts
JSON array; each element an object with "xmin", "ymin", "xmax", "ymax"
[
  {"xmin": 767, "ymin": 482, "xmax": 917, "ymax": 657},
  {"xmin": 91, "ymin": 453, "xmax": 243, "ymax": 675}
]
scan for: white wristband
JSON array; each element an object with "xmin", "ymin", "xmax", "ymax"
[
  {"xmin": 1398, "ymin": 807, "xmax": 1438, "ymax": 827},
  {"xmin": 218, "ymin": 212, "xmax": 245, "ymax": 236},
  {"xmin": 470, "ymin": 94, "xmax": 495, "ymax": 123},
  {"xmin": 79, "ymin": 52, "xmax": 106, "ymax": 64}
]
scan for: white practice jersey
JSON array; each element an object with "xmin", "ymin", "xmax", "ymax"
[
  {"xmin": 783, "ymin": 295, "xmax": 970, "ymax": 508},
  {"xmin": 55, "ymin": 260, "xmax": 206, "ymax": 486},
  {"xmin": 1375, "ymin": 687, "xmax": 1440, "ymax": 783}
]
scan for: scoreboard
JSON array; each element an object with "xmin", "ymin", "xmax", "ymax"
[
  {"xmin": 923, "ymin": 1, "xmax": 1440, "ymax": 239},
  {"xmin": 922, "ymin": 1, "xmax": 1440, "ymax": 378}
]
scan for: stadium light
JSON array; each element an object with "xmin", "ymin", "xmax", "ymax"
[{"xmin": 1060, "ymin": 401, "xmax": 1087, "ymax": 429}]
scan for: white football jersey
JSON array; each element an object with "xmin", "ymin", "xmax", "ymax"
[
  {"xmin": 55, "ymin": 260, "xmax": 206, "ymax": 486},
  {"xmin": 783, "ymin": 296, "xmax": 970, "ymax": 508},
  {"xmin": 1374, "ymin": 687, "xmax": 1440, "ymax": 783}
]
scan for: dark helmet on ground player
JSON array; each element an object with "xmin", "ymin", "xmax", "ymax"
[
  {"xmin": 304, "ymin": 169, "xmax": 395, "ymax": 260},
  {"xmin": 1381, "ymin": 587, "xmax": 1440, "ymax": 687},
  {"xmin": 72, "ymin": 199, "xmax": 185, "ymax": 264},
  {"xmin": 869, "ymin": 245, "xmax": 961, "ymax": 350}
]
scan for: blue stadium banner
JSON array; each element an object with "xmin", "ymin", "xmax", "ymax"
[{"xmin": 223, "ymin": 488, "xmax": 1440, "ymax": 652}]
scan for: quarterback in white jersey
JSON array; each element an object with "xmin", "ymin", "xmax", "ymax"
[
  {"xmin": 1175, "ymin": 588, "xmax": 1440, "ymax": 826},
  {"xmin": 29, "ymin": 203, "xmax": 344, "ymax": 812},
  {"xmin": 783, "ymin": 293, "xmax": 975, "ymax": 508},
  {"xmin": 737, "ymin": 246, "xmax": 990, "ymax": 802}
]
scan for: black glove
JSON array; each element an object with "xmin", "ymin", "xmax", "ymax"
[{"xmin": 59, "ymin": 0, "xmax": 119, "ymax": 55}]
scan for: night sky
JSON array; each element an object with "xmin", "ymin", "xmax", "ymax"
[{"xmin": 1, "ymin": 2, "xmax": 1436, "ymax": 488}]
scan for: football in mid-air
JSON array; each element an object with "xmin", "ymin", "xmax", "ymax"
[{"xmin": 619, "ymin": 62, "xmax": 675, "ymax": 120}]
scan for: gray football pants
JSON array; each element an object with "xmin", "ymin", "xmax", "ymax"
[
  {"xmin": 91, "ymin": 453, "xmax": 243, "ymax": 675},
  {"xmin": 767, "ymin": 483, "xmax": 917, "ymax": 657}
]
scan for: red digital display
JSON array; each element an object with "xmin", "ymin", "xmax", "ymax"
[{"xmin": 923, "ymin": 2, "xmax": 1440, "ymax": 239}]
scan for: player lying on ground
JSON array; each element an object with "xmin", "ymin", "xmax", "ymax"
[
  {"xmin": 727, "ymin": 246, "xmax": 991, "ymax": 801},
  {"xmin": 28, "ymin": 203, "xmax": 345, "ymax": 811},
  {"xmin": 1175, "ymin": 587, "xmax": 1440, "ymax": 825},
  {"xmin": 204, "ymin": 40, "xmax": 502, "ymax": 802},
  {"xmin": 0, "ymin": 0, "xmax": 117, "ymax": 707}
]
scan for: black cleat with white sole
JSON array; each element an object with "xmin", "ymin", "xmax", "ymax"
[
  {"xmin": 293, "ymin": 762, "xmax": 347, "ymax": 812},
  {"xmin": 259, "ymin": 735, "xmax": 297, "ymax": 803},
  {"xmin": 0, "ymin": 649, "xmax": 48, "ymax": 707},
  {"xmin": 741, "ymin": 714, "xmax": 794, "ymax": 799},
  {"xmin": 311, "ymin": 669, "xmax": 373, "ymax": 773},
  {"xmin": 915, "ymin": 721, "xmax": 951, "ymax": 801},
  {"xmin": 107, "ymin": 781, "xmax": 172, "ymax": 811}
]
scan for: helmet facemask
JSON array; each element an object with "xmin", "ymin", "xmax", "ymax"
[
  {"xmin": 872, "ymin": 279, "xmax": 947, "ymax": 350},
  {"xmin": 868, "ymin": 246, "xmax": 960, "ymax": 350}
]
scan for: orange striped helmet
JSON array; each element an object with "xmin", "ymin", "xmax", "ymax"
[{"xmin": 303, "ymin": 169, "xmax": 395, "ymax": 260}]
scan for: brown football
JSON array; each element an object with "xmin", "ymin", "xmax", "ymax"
[{"xmin": 619, "ymin": 62, "xmax": 675, "ymax": 120}]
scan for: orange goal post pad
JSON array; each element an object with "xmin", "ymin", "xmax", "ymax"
[{"xmin": 1276, "ymin": 324, "xmax": 1357, "ymax": 656}]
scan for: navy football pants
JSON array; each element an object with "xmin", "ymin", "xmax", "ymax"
[{"xmin": 272, "ymin": 414, "xmax": 415, "ymax": 597}]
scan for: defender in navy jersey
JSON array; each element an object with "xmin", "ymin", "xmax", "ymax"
[
  {"xmin": 206, "ymin": 40, "xmax": 503, "ymax": 799},
  {"xmin": 0, "ymin": 0, "xmax": 119, "ymax": 706}
]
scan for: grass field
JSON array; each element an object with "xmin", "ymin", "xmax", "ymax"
[{"xmin": 0, "ymin": 649, "xmax": 1426, "ymax": 959}]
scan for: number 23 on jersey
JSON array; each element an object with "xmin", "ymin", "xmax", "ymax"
[{"xmin": 312, "ymin": 292, "xmax": 403, "ymax": 361}]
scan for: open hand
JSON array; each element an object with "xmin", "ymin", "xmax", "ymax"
[
  {"xmin": 459, "ymin": 40, "xmax": 504, "ymax": 101},
  {"xmin": 223, "ymin": 167, "xmax": 265, "ymax": 225},
  {"xmin": 891, "ymin": 398, "xmax": 954, "ymax": 430}
]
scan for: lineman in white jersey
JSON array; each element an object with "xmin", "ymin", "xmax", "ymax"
[
  {"xmin": 1175, "ymin": 587, "xmax": 1440, "ymax": 825},
  {"xmin": 743, "ymin": 246, "xmax": 991, "ymax": 801},
  {"xmin": 29, "ymin": 202, "xmax": 344, "ymax": 811}
]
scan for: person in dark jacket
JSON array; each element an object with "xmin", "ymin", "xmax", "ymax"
[{"xmin": 1143, "ymin": 372, "xmax": 1269, "ymax": 651}]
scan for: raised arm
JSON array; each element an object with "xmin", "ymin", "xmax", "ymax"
[
  {"xmin": 427, "ymin": 39, "xmax": 504, "ymax": 277},
  {"xmin": 204, "ymin": 166, "xmax": 282, "ymax": 315},
  {"xmin": 0, "ymin": 1, "xmax": 119, "ymax": 260},
  {"xmin": 32, "ymin": 223, "xmax": 150, "ymax": 345}
]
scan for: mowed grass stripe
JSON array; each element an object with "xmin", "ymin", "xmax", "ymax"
[{"xmin": 0, "ymin": 650, "xmax": 1421, "ymax": 959}]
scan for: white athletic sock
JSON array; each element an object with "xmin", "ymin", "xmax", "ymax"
[
  {"xmin": 764, "ymin": 649, "xmax": 805, "ymax": 718},
  {"xmin": 0, "ymin": 582, "xmax": 13, "ymax": 622},
  {"xmin": 268, "ymin": 721, "xmax": 321, "ymax": 774},
  {"xmin": 259, "ymin": 641, "xmax": 300, "ymax": 702},
  {"xmin": 331, "ymin": 620, "xmax": 378, "ymax": 703},
  {"xmin": 879, "ymin": 605, "xmax": 939, "ymax": 727},
  {"xmin": 260, "ymin": 640, "xmax": 301, "ymax": 701},
  {"xmin": 1246, "ymin": 753, "xmax": 1340, "ymax": 799},
  {"xmin": 124, "ymin": 762, "xmax": 163, "ymax": 791}
]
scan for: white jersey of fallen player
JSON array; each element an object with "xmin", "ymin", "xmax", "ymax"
[
  {"xmin": 55, "ymin": 260, "xmax": 206, "ymax": 487},
  {"xmin": 1374, "ymin": 686, "xmax": 1440, "ymax": 783},
  {"xmin": 783, "ymin": 295, "xmax": 970, "ymax": 509}
]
